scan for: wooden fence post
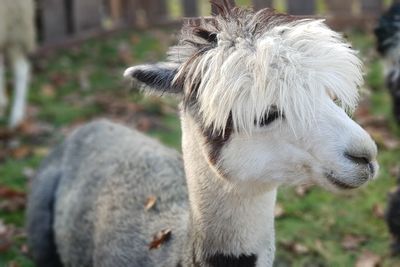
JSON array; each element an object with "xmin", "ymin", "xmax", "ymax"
[
  {"xmin": 183, "ymin": 0, "xmax": 198, "ymax": 17},
  {"xmin": 360, "ymin": 0, "xmax": 383, "ymax": 30},
  {"xmin": 287, "ymin": 0, "xmax": 315, "ymax": 15},
  {"xmin": 361, "ymin": 0, "xmax": 383, "ymax": 15},
  {"xmin": 326, "ymin": 0, "xmax": 353, "ymax": 15},
  {"xmin": 326, "ymin": 0, "xmax": 358, "ymax": 30},
  {"xmin": 120, "ymin": 0, "xmax": 137, "ymax": 26},
  {"xmin": 252, "ymin": 0, "xmax": 273, "ymax": 11},
  {"xmin": 40, "ymin": 0, "xmax": 68, "ymax": 43},
  {"xmin": 110, "ymin": 0, "xmax": 122, "ymax": 23},
  {"xmin": 141, "ymin": 0, "xmax": 168, "ymax": 24},
  {"xmin": 72, "ymin": 0, "xmax": 103, "ymax": 33}
]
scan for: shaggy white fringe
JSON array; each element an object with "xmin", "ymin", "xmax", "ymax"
[{"xmin": 172, "ymin": 17, "xmax": 363, "ymax": 135}]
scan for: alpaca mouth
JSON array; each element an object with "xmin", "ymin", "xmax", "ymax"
[{"xmin": 325, "ymin": 172, "xmax": 359, "ymax": 190}]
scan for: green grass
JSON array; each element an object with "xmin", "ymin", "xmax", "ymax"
[
  {"xmin": 149, "ymin": 114, "xmax": 182, "ymax": 149},
  {"xmin": 0, "ymin": 24, "xmax": 399, "ymax": 267}
]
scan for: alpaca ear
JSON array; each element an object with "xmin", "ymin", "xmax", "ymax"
[{"xmin": 124, "ymin": 63, "xmax": 183, "ymax": 94}]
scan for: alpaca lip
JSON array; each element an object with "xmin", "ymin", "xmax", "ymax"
[{"xmin": 325, "ymin": 172, "xmax": 359, "ymax": 190}]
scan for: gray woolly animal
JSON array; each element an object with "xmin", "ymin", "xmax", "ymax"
[
  {"xmin": 27, "ymin": 120, "xmax": 186, "ymax": 267},
  {"xmin": 27, "ymin": 3, "xmax": 379, "ymax": 267},
  {"xmin": 0, "ymin": 0, "xmax": 35, "ymax": 128}
]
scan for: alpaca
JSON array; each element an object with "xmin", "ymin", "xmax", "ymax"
[
  {"xmin": 0, "ymin": 0, "xmax": 35, "ymax": 128},
  {"xmin": 375, "ymin": 3, "xmax": 400, "ymax": 123},
  {"xmin": 27, "ymin": 3, "xmax": 379, "ymax": 267}
]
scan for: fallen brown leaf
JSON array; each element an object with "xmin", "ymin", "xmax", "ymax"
[
  {"xmin": 40, "ymin": 84, "xmax": 56, "ymax": 98},
  {"xmin": 372, "ymin": 203, "xmax": 385, "ymax": 219},
  {"xmin": 356, "ymin": 114, "xmax": 388, "ymax": 128},
  {"xmin": 149, "ymin": 229, "xmax": 172, "ymax": 250},
  {"xmin": 389, "ymin": 165, "xmax": 400, "ymax": 178},
  {"xmin": 341, "ymin": 234, "xmax": 367, "ymax": 250},
  {"xmin": 20, "ymin": 244, "xmax": 29, "ymax": 254},
  {"xmin": 354, "ymin": 103, "xmax": 371, "ymax": 121},
  {"xmin": 33, "ymin": 147, "xmax": 50, "ymax": 157},
  {"xmin": 50, "ymin": 72, "xmax": 69, "ymax": 87},
  {"xmin": 355, "ymin": 251, "xmax": 381, "ymax": 267},
  {"xmin": 0, "ymin": 187, "xmax": 25, "ymax": 198},
  {"xmin": 8, "ymin": 261, "xmax": 19, "ymax": 267},
  {"xmin": 0, "ymin": 220, "xmax": 7, "ymax": 235},
  {"xmin": 295, "ymin": 184, "xmax": 312, "ymax": 197},
  {"xmin": 0, "ymin": 197, "xmax": 26, "ymax": 212},
  {"xmin": 17, "ymin": 121, "xmax": 39, "ymax": 135},
  {"xmin": 17, "ymin": 120, "xmax": 53, "ymax": 137},
  {"xmin": 292, "ymin": 243, "xmax": 309, "ymax": 254},
  {"xmin": 0, "ymin": 187, "xmax": 26, "ymax": 212},
  {"xmin": 367, "ymin": 127, "xmax": 399, "ymax": 150},
  {"xmin": 279, "ymin": 240, "xmax": 310, "ymax": 255},
  {"xmin": 314, "ymin": 239, "xmax": 328, "ymax": 256},
  {"xmin": 0, "ymin": 220, "xmax": 12, "ymax": 253},
  {"xmin": 274, "ymin": 203, "xmax": 285, "ymax": 218},
  {"xmin": 131, "ymin": 34, "xmax": 141, "ymax": 45},
  {"xmin": 0, "ymin": 127, "xmax": 13, "ymax": 141},
  {"xmin": 144, "ymin": 195, "xmax": 157, "ymax": 211},
  {"xmin": 78, "ymin": 70, "xmax": 91, "ymax": 91},
  {"xmin": 389, "ymin": 186, "xmax": 398, "ymax": 195},
  {"xmin": 10, "ymin": 146, "xmax": 31, "ymax": 159},
  {"xmin": 354, "ymin": 111, "xmax": 400, "ymax": 150},
  {"xmin": 137, "ymin": 117, "xmax": 152, "ymax": 132}
]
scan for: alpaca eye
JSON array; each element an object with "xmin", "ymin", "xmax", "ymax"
[
  {"xmin": 329, "ymin": 93, "xmax": 342, "ymax": 106},
  {"xmin": 258, "ymin": 111, "xmax": 281, "ymax": 127}
]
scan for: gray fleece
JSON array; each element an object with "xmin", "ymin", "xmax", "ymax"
[{"xmin": 27, "ymin": 120, "xmax": 189, "ymax": 267}]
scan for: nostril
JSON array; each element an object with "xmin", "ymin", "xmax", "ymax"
[
  {"xmin": 344, "ymin": 152, "xmax": 370, "ymax": 165},
  {"xmin": 368, "ymin": 162, "xmax": 375, "ymax": 175}
]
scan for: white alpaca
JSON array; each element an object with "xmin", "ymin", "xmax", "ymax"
[
  {"xmin": 0, "ymin": 0, "xmax": 35, "ymax": 128},
  {"xmin": 27, "ymin": 4, "xmax": 378, "ymax": 267}
]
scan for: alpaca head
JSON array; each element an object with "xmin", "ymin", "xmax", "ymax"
[{"xmin": 124, "ymin": 4, "xmax": 378, "ymax": 193}]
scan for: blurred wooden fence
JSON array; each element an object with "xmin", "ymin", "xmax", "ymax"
[{"xmin": 36, "ymin": 0, "xmax": 392, "ymax": 49}]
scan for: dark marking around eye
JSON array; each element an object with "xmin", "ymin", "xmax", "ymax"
[
  {"xmin": 258, "ymin": 110, "xmax": 282, "ymax": 127},
  {"xmin": 183, "ymin": 81, "xmax": 230, "ymax": 169},
  {"xmin": 208, "ymin": 33, "xmax": 218, "ymax": 43},
  {"xmin": 203, "ymin": 115, "xmax": 233, "ymax": 166}
]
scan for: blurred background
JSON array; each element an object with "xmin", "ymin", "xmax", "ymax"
[{"xmin": 0, "ymin": 0, "xmax": 399, "ymax": 266}]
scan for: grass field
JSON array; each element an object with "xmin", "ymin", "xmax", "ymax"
[{"xmin": 0, "ymin": 25, "xmax": 399, "ymax": 267}]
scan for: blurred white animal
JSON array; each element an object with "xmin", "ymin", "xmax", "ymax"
[{"xmin": 0, "ymin": 0, "xmax": 36, "ymax": 128}]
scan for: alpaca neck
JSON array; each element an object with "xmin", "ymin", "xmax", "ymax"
[{"xmin": 180, "ymin": 115, "xmax": 277, "ymax": 267}]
